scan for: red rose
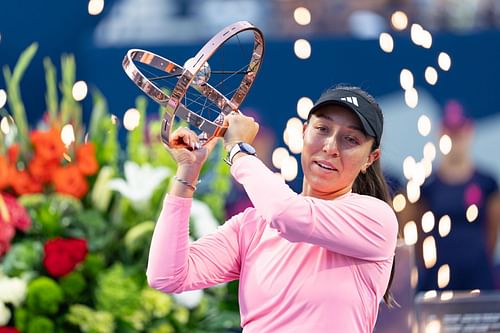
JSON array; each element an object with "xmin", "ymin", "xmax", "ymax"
[
  {"xmin": 0, "ymin": 327, "xmax": 21, "ymax": 333},
  {"xmin": 43, "ymin": 237, "xmax": 88, "ymax": 277},
  {"xmin": 0, "ymin": 222, "xmax": 15, "ymax": 257}
]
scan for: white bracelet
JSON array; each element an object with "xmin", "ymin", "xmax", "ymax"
[{"xmin": 173, "ymin": 176, "xmax": 200, "ymax": 191}]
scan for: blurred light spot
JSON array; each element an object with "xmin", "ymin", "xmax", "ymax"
[
  {"xmin": 466, "ymin": 204, "xmax": 478, "ymax": 222},
  {"xmin": 403, "ymin": 156, "xmax": 416, "ymax": 180},
  {"xmin": 421, "ymin": 30, "xmax": 433, "ymax": 49},
  {"xmin": 294, "ymin": 7, "xmax": 311, "ymax": 26},
  {"xmin": 123, "ymin": 108, "xmax": 140, "ymax": 131},
  {"xmin": 407, "ymin": 180, "xmax": 421, "ymax": 203},
  {"xmin": 410, "ymin": 24, "xmax": 425, "ymax": 46},
  {"xmin": 393, "ymin": 193, "xmax": 406, "ymax": 212},
  {"xmin": 84, "ymin": 132, "xmax": 89, "ymax": 143},
  {"xmin": 0, "ymin": 117, "xmax": 11, "ymax": 135},
  {"xmin": 405, "ymin": 87, "xmax": 418, "ymax": 108},
  {"xmin": 404, "ymin": 221, "xmax": 418, "ymax": 245},
  {"xmin": 391, "ymin": 11, "xmax": 408, "ymax": 30},
  {"xmin": 422, "ymin": 211, "xmax": 435, "ymax": 233},
  {"xmin": 413, "ymin": 162, "xmax": 426, "ymax": 186},
  {"xmin": 423, "ymin": 142, "xmax": 436, "ymax": 161},
  {"xmin": 272, "ymin": 147, "xmax": 289, "ymax": 169},
  {"xmin": 379, "ymin": 33, "xmax": 394, "ymax": 53},
  {"xmin": 111, "ymin": 114, "xmax": 118, "ymax": 125},
  {"xmin": 288, "ymin": 136, "xmax": 303, "ymax": 154},
  {"xmin": 441, "ymin": 291, "xmax": 454, "ymax": 301},
  {"xmin": 61, "ymin": 124, "xmax": 76, "ymax": 147},
  {"xmin": 63, "ymin": 152, "xmax": 72, "ymax": 162},
  {"xmin": 0, "ymin": 89, "xmax": 6, "ymax": 108},
  {"xmin": 425, "ymin": 319, "xmax": 441, "ymax": 333},
  {"xmin": 400, "ymin": 69, "xmax": 414, "ymax": 90},
  {"xmin": 422, "ymin": 158, "xmax": 433, "ymax": 178},
  {"xmin": 287, "ymin": 117, "xmax": 303, "ymax": 133},
  {"xmin": 72, "ymin": 81, "xmax": 88, "ymax": 101},
  {"xmin": 418, "ymin": 115, "xmax": 431, "ymax": 136},
  {"xmin": 438, "ymin": 215, "xmax": 451, "ymax": 237},
  {"xmin": 294, "ymin": 39, "xmax": 311, "ymax": 60},
  {"xmin": 411, "ymin": 267, "xmax": 418, "ymax": 289},
  {"xmin": 470, "ymin": 289, "xmax": 480, "ymax": 294},
  {"xmin": 281, "ymin": 155, "xmax": 298, "ymax": 181},
  {"xmin": 423, "ymin": 290, "xmax": 437, "ymax": 299},
  {"xmin": 425, "ymin": 66, "xmax": 438, "ymax": 85},
  {"xmin": 438, "ymin": 52, "xmax": 452, "ymax": 71},
  {"xmin": 439, "ymin": 134, "xmax": 452, "ymax": 155},
  {"xmin": 297, "ymin": 97, "xmax": 313, "ymax": 119},
  {"xmin": 88, "ymin": 0, "xmax": 104, "ymax": 15},
  {"xmin": 438, "ymin": 264, "xmax": 450, "ymax": 289},
  {"xmin": 423, "ymin": 236, "xmax": 437, "ymax": 268}
]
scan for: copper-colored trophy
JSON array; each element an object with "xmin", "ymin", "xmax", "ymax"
[{"xmin": 122, "ymin": 21, "xmax": 265, "ymax": 147}]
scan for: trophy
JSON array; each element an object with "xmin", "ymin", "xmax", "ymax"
[{"xmin": 122, "ymin": 21, "xmax": 265, "ymax": 148}]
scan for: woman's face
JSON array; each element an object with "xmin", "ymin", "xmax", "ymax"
[{"xmin": 301, "ymin": 104, "xmax": 380, "ymax": 199}]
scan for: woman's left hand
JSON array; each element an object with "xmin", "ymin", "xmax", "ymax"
[{"xmin": 223, "ymin": 112, "xmax": 259, "ymax": 151}]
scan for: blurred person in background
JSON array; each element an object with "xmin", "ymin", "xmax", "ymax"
[{"xmin": 402, "ymin": 100, "xmax": 500, "ymax": 292}]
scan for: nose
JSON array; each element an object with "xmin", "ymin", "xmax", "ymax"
[{"xmin": 323, "ymin": 134, "xmax": 340, "ymax": 157}]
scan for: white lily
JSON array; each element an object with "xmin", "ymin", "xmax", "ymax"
[
  {"xmin": 190, "ymin": 199, "xmax": 220, "ymax": 239},
  {"xmin": 108, "ymin": 161, "xmax": 171, "ymax": 210},
  {"xmin": 0, "ymin": 276, "xmax": 27, "ymax": 306},
  {"xmin": 0, "ymin": 302, "xmax": 11, "ymax": 326}
]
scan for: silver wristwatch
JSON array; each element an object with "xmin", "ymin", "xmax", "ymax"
[{"xmin": 224, "ymin": 142, "xmax": 257, "ymax": 166}]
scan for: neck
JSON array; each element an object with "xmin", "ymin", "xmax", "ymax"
[
  {"xmin": 301, "ymin": 182, "xmax": 352, "ymax": 200},
  {"xmin": 438, "ymin": 155, "xmax": 474, "ymax": 183}
]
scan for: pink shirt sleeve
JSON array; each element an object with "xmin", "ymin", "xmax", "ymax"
[
  {"xmin": 231, "ymin": 155, "xmax": 398, "ymax": 261},
  {"xmin": 147, "ymin": 195, "xmax": 242, "ymax": 293}
]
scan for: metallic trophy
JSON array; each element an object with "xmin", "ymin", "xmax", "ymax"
[{"xmin": 122, "ymin": 21, "xmax": 265, "ymax": 147}]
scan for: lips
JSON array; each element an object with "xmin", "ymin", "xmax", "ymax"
[{"xmin": 314, "ymin": 160, "xmax": 337, "ymax": 171}]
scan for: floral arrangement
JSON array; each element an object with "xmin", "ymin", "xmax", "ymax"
[{"xmin": 0, "ymin": 43, "xmax": 238, "ymax": 333}]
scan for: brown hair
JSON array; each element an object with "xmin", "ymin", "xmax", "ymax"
[{"xmin": 338, "ymin": 85, "xmax": 396, "ymax": 307}]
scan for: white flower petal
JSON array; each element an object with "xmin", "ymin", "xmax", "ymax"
[{"xmin": 0, "ymin": 302, "xmax": 11, "ymax": 326}]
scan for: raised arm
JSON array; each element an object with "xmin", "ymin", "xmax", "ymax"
[{"xmin": 231, "ymin": 155, "xmax": 398, "ymax": 261}]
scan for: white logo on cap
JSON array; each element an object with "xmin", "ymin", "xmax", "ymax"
[{"xmin": 340, "ymin": 96, "xmax": 359, "ymax": 107}]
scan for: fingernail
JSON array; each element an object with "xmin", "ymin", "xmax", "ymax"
[{"xmin": 195, "ymin": 142, "xmax": 201, "ymax": 149}]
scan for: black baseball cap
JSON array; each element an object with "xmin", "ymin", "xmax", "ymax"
[{"xmin": 308, "ymin": 88, "xmax": 384, "ymax": 146}]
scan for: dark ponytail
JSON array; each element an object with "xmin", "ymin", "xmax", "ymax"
[{"xmin": 338, "ymin": 85, "xmax": 397, "ymax": 307}]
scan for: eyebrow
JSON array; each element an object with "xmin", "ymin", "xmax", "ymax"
[{"xmin": 314, "ymin": 114, "xmax": 365, "ymax": 133}]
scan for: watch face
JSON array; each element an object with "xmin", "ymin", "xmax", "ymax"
[{"xmin": 240, "ymin": 142, "xmax": 256, "ymax": 154}]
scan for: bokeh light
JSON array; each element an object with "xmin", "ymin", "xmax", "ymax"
[
  {"xmin": 405, "ymin": 87, "xmax": 418, "ymax": 108},
  {"xmin": 88, "ymin": 0, "xmax": 104, "ymax": 15},
  {"xmin": 281, "ymin": 155, "xmax": 298, "ymax": 181},
  {"xmin": 407, "ymin": 179, "xmax": 421, "ymax": 203},
  {"xmin": 423, "ymin": 236, "xmax": 437, "ymax": 268},
  {"xmin": 391, "ymin": 11, "xmax": 408, "ymax": 30},
  {"xmin": 72, "ymin": 81, "xmax": 88, "ymax": 101},
  {"xmin": 418, "ymin": 115, "xmax": 431, "ymax": 136},
  {"xmin": 438, "ymin": 52, "xmax": 452, "ymax": 71},
  {"xmin": 272, "ymin": 147, "xmax": 289, "ymax": 169},
  {"xmin": 421, "ymin": 30, "xmax": 433, "ymax": 49},
  {"xmin": 123, "ymin": 108, "xmax": 141, "ymax": 131},
  {"xmin": 439, "ymin": 134, "xmax": 452, "ymax": 155},
  {"xmin": 0, "ymin": 89, "xmax": 6, "ymax": 109},
  {"xmin": 392, "ymin": 193, "xmax": 406, "ymax": 212},
  {"xmin": 425, "ymin": 66, "xmax": 438, "ymax": 85},
  {"xmin": 438, "ymin": 215, "xmax": 451, "ymax": 237},
  {"xmin": 466, "ymin": 204, "xmax": 479, "ymax": 222},
  {"xmin": 425, "ymin": 319, "xmax": 441, "ymax": 333},
  {"xmin": 403, "ymin": 156, "xmax": 416, "ymax": 180},
  {"xmin": 441, "ymin": 291, "xmax": 454, "ymax": 301},
  {"xmin": 294, "ymin": 39, "xmax": 311, "ymax": 59},
  {"xmin": 421, "ymin": 211, "xmax": 435, "ymax": 233},
  {"xmin": 0, "ymin": 116, "xmax": 11, "ymax": 135},
  {"xmin": 297, "ymin": 97, "xmax": 313, "ymax": 119},
  {"xmin": 404, "ymin": 221, "xmax": 418, "ymax": 245},
  {"xmin": 61, "ymin": 124, "xmax": 76, "ymax": 147},
  {"xmin": 410, "ymin": 24, "xmax": 425, "ymax": 46},
  {"xmin": 423, "ymin": 142, "xmax": 437, "ymax": 161},
  {"xmin": 379, "ymin": 33, "xmax": 394, "ymax": 53},
  {"xmin": 294, "ymin": 7, "xmax": 311, "ymax": 26},
  {"xmin": 400, "ymin": 69, "xmax": 414, "ymax": 90},
  {"xmin": 438, "ymin": 264, "xmax": 450, "ymax": 289}
]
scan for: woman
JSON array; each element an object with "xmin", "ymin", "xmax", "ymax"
[{"xmin": 147, "ymin": 85, "xmax": 398, "ymax": 332}]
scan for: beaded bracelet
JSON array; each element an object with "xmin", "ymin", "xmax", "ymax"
[{"xmin": 173, "ymin": 176, "xmax": 200, "ymax": 191}]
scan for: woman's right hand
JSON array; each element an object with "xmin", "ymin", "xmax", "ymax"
[{"xmin": 166, "ymin": 127, "xmax": 219, "ymax": 181}]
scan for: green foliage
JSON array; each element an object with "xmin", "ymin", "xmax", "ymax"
[
  {"xmin": 60, "ymin": 271, "xmax": 87, "ymax": 302},
  {"xmin": 27, "ymin": 315, "xmax": 55, "ymax": 333},
  {"xmin": 66, "ymin": 304, "xmax": 115, "ymax": 333},
  {"xmin": 1, "ymin": 240, "xmax": 43, "ymax": 276},
  {"xmin": 26, "ymin": 276, "xmax": 64, "ymax": 315}
]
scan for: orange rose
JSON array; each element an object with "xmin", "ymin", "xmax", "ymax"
[
  {"xmin": 52, "ymin": 165, "xmax": 88, "ymax": 199},
  {"xmin": 76, "ymin": 143, "xmax": 98, "ymax": 176},
  {"xmin": 30, "ymin": 128, "xmax": 66, "ymax": 162},
  {"xmin": 10, "ymin": 170, "xmax": 43, "ymax": 195},
  {"xmin": 28, "ymin": 156, "xmax": 59, "ymax": 184}
]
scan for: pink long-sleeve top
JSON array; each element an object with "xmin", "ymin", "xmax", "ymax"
[{"xmin": 147, "ymin": 155, "xmax": 398, "ymax": 333}]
